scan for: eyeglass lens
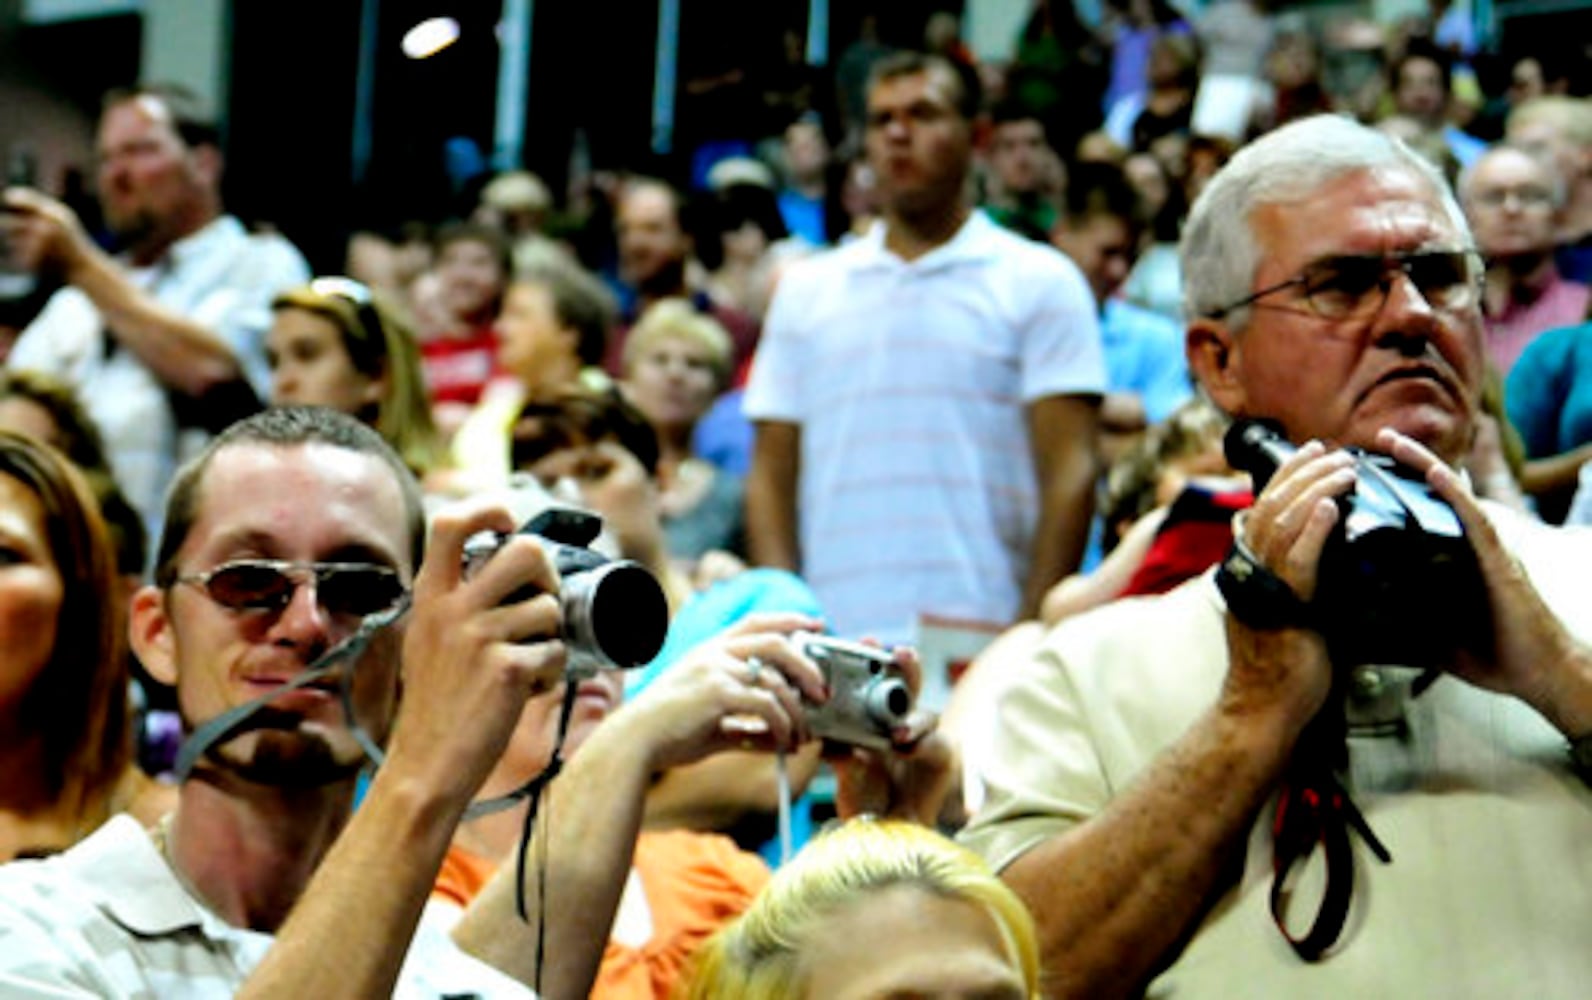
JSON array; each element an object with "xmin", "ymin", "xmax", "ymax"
[
  {"xmin": 1302, "ymin": 252, "xmax": 1474, "ymax": 318},
  {"xmin": 203, "ymin": 562, "xmax": 403, "ymax": 617}
]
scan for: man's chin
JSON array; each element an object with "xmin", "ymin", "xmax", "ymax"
[{"xmin": 208, "ymin": 726, "xmax": 368, "ymax": 788}]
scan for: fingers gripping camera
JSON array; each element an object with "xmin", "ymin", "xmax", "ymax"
[
  {"xmin": 792, "ymin": 632, "xmax": 914, "ymax": 750},
  {"xmin": 463, "ymin": 508, "xmax": 670, "ymax": 674}
]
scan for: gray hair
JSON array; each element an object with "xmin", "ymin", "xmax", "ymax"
[{"xmin": 1180, "ymin": 114, "xmax": 1471, "ymax": 327}]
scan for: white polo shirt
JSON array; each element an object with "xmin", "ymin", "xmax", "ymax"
[{"xmin": 745, "ymin": 211, "xmax": 1105, "ymax": 643}]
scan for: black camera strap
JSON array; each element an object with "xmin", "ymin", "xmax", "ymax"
[{"xmin": 1268, "ymin": 706, "xmax": 1392, "ymax": 962}]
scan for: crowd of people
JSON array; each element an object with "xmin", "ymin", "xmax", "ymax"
[{"xmin": 0, "ymin": 1, "xmax": 1591, "ymax": 996}]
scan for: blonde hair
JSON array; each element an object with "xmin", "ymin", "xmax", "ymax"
[
  {"xmin": 1508, "ymin": 96, "xmax": 1592, "ymax": 148},
  {"xmin": 680, "ymin": 820, "xmax": 1039, "ymax": 999},
  {"xmin": 622, "ymin": 298, "xmax": 734, "ymax": 389}
]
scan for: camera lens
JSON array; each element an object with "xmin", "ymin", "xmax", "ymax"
[{"xmin": 563, "ymin": 560, "xmax": 669, "ymax": 669}]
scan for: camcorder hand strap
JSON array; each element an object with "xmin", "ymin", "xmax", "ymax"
[{"xmin": 1269, "ymin": 709, "xmax": 1392, "ymax": 961}]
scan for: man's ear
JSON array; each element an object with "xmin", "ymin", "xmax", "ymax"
[
  {"xmin": 130, "ymin": 584, "xmax": 178, "ymax": 687},
  {"xmin": 192, "ymin": 144, "xmax": 223, "ymax": 191},
  {"xmin": 1186, "ymin": 317, "xmax": 1247, "ymax": 416}
]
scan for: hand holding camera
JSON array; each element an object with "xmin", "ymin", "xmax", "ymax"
[{"xmin": 1219, "ymin": 419, "xmax": 1487, "ymax": 670}]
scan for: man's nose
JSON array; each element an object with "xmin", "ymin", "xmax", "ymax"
[
  {"xmin": 1372, "ymin": 269, "xmax": 1440, "ymax": 355},
  {"xmin": 271, "ymin": 578, "xmax": 333, "ymax": 653}
]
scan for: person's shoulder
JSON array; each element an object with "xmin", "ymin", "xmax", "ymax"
[{"xmin": 1036, "ymin": 572, "xmax": 1229, "ymax": 697}]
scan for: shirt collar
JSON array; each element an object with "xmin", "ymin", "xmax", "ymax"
[
  {"xmin": 855, "ymin": 209, "xmax": 1005, "ymax": 273},
  {"xmin": 151, "ymin": 215, "xmax": 241, "ymax": 272},
  {"xmin": 77, "ymin": 814, "xmax": 233, "ymax": 939}
]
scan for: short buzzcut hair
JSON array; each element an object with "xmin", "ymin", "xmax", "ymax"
[
  {"xmin": 152, "ymin": 408, "xmax": 427, "ymax": 587},
  {"xmin": 1180, "ymin": 114, "xmax": 1470, "ymax": 327},
  {"xmin": 867, "ymin": 51, "xmax": 982, "ymax": 121}
]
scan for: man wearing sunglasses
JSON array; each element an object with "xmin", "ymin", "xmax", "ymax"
[
  {"xmin": 0, "ymin": 408, "xmax": 586, "ymax": 996},
  {"xmin": 961, "ymin": 115, "xmax": 1592, "ymax": 997}
]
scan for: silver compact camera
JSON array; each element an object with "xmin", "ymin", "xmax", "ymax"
[{"xmin": 792, "ymin": 632, "xmax": 913, "ymax": 750}]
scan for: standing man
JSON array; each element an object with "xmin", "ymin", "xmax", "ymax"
[
  {"xmin": 0, "ymin": 408, "xmax": 575, "ymax": 995},
  {"xmin": 745, "ymin": 52, "xmax": 1105, "ymax": 644},
  {"xmin": 3, "ymin": 84, "xmax": 309, "ymax": 540},
  {"xmin": 962, "ymin": 115, "xmax": 1592, "ymax": 997}
]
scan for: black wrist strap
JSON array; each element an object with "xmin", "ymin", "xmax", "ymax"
[{"xmin": 1215, "ymin": 537, "xmax": 1314, "ymax": 631}]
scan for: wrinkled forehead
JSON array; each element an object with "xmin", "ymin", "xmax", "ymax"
[{"xmin": 1253, "ymin": 166, "xmax": 1468, "ymax": 270}]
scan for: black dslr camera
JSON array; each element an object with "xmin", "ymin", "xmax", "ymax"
[
  {"xmin": 791, "ymin": 632, "xmax": 914, "ymax": 750},
  {"xmin": 463, "ymin": 508, "xmax": 669, "ymax": 675},
  {"xmin": 1223, "ymin": 420, "xmax": 1487, "ymax": 667}
]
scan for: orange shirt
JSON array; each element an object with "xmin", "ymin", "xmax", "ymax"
[{"xmin": 434, "ymin": 829, "xmax": 769, "ymax": 1000}]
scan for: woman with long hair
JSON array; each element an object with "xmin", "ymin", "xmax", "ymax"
[
  {"xmin": 266, "ymin": 277, "xmax": 445, "ymax": 476},
  {"xmin": 0, "ymin": 431, "xmax": 133, "ymax": 860}
]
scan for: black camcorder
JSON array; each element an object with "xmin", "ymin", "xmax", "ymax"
[
  {"xmin": 1223, "ymin": 419, "xmax": 1488, "ymax": 668},
  {"xmin": 462, "ymin": 507, "xmax": 669, "ymax": 675}
]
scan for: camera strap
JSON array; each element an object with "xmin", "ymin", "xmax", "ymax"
[
  {"xmin": 1268, "ymin": 710, "xmax": 1392, "ymax": 961},
  {"xmin": 173, "ymin": 594, "xmax": 413, "ymax": 781}
]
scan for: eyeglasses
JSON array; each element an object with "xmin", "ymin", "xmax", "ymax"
[
  {"xmin": 1469, "ymin": 186, "xmax": 1555, "ymax": 210},
  {"xmin": 309, "ymin": 276, "xmax": 381, "ymax": 343},
  {"xmin": 1206, "ymin": 249, "xmax": 1481, "ymax": 323},
  {"xmin": 175, "ymin": 559, "xmax": 407, "ymax": 619}
]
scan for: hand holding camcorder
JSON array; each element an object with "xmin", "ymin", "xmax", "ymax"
[{"xmin": 1221, "ymin": 419, "xmax": 1488, "ymax": 668}]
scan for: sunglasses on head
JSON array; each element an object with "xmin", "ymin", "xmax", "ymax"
[{"xmin": 176, "ymin": 559, "xmax": 407, "ymax": 619}]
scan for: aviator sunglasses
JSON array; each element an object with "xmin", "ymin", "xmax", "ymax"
[{"xmin": 174, "ymin": 559, "xmax": 407, "ymax": 619}]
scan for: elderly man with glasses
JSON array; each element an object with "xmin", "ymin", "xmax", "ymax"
[
  {"xmin": 959, "ymin": 115, "xmax": 1592, "ymax": 998},
  {"xmin": 1460, "ymin": 144, "xmax": 1590, "ymax": 376}
]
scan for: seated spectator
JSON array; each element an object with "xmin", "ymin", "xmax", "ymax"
[
  {"xmin": 267, "ymin": 277, "xmax": 445, "ymax": 476},
  {"xmin": 1119, "ymin": 152, "xmax": 1187, "ymax": 321},
  {"xmin": 0, "ymin": 370, "xmax": 168, "ymax": 773},
  {"xmin": 509, "ymin": 388, "xmax": 827, "ymax": 854},
  {"xmin": 698, "ymin": 182, "xmax": 802, "ymax": 323},
  {"xmin": 681, "ymin": 819, "xmax": 1039, "ymax": 999},
  {"xmin": 607, "ymin": 178, "xmax": 760, "ymax": 380},
  {"xmin": 1386, "ymin": 39, "xmax": 1487, "ymax": 169},
  {"xmin": 982, "ymin": 100, "xmax": 1064, "ymax": 243},
  {"xmin": 434, "ymin": 616, "xmax": 822, "ymax": 999},
  {"xmin": 1506, "ymin": 320, "xmax": 1592, "ymax": 521},
  {"xmin": 1460, "ymin": 145, "xmax": 1590, "ymax": 374},
  {"xmin": 1050, "ymin": 161, "xmax": 1192, "ymax": 471},
  {"xmin": 420, "ymin": 222, "xmax": 509, "ymax": 425},
  {"xmin": 0, "ymin": 407, "xmax": 602, "ymax": 994},
  {"xmin": 448, "ymin": 261, "xmax": 616, "ymax": 492},
  {"xmin": 774, "ymin": 115, "xmax": 834, "ymax": 247},
  {"xmin": 1048, "ymin": 395, "xmax": 1236, "ymax": 624},
  {"xmin": 1104, "ymin": 33, "xmax": 1200, "ymax": 155},
  {"xmin": 0, "ymin": 431, "xmax": 144, "ymax": 861},
  {"xmin": 621, "ymin": 300, "xmax": 746, "ymax": 568},
  {"xmin": 1506, "ymin": 96, "xmax": 1592, "ymax": 283}
]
